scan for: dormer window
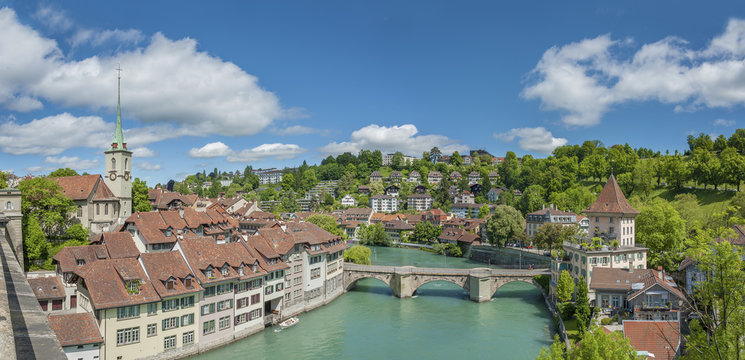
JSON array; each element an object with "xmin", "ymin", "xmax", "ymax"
[
  {"xmin": 126, "ymin": 280, "xmax": 141, "ymax": 295},
  {"xmin": 221, "ymin": 265, "xmax": 229, "ymax": 276},
  {"xmin": 238, "ymin": 265, "xmax": 244, "ymax": 276},
  {"xmin": 76, "ymin": 259, "xmax": 85, "ymax": 266},
  {"xmin": 166, "ymin": 279, "xmax": 176, "ymax": 291},
  {"xmin": 165, "ymin": 228, "xmax": 172, "ymax": 237},
  {"xmin": 205, "ymin": 268, "xmax": 214, "ymax": 279},
  {"xmin": 184, "ymin": 277, "xmax": 193, "ymax": 289},
  {"xmin": 251, "ymin": 262, "xmax": 258, "ymax": 272}
]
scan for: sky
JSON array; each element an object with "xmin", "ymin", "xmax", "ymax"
[{"xmin": 2, "ymin": 1, "xmax": 745, "ymax": 184}]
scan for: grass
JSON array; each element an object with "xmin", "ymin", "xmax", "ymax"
[{"xmin": 563, "ymin": 317, "xmax": 580, "ymax": 345}]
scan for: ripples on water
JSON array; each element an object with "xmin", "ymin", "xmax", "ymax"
[{"xmin": 193, "ymin": 247, "xmax": 554, "ymax": 360}]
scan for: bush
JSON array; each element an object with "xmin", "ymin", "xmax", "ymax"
[
  {"xmin": 558, "ymin": 302, "xmax": 576, "ymax": 321},
  {"xmin": 611, "ymin": 314, "xmax": 619, "ymax": 324},
  {"xmin": 344, "ymin": 245, "xmax": 372, "ymax": 265},
  {"xmin": 600, "ymin": 317, "xmax": 612, "ymax": 325},
  {"xmin": 533, "ymin": 274, "xmax": 550, "ymax": 292}
]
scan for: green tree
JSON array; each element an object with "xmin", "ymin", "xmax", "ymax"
[
  {"xmin": 344, "ymin": 245, "xmax": 372, "ymax": 265},
  {"xmin": 556, "ymin": 270, "xmax": 574, "ymax": 303},
  {"xmin": 485, "ymin": 205, "xmax": 525, "ymax": 247},
  {"xmin": 429, "ymin": 147, "xmax": 442, "ymax": 163},
  {"xmin": 280, "ymin": 191, "xmax": 299, "ymax": 212},
  {"xmin": 533, "ymin": 223, "xmax": 580, "ymax": 250},
  {"xmin": 64, "ymin": 223, "xmax": 90, "ymax": 243},
  {"xmin": 579, "ymin": 154, "xmax": 609, "ymax": 182},
  {"xmin": 24, "ymin": 217, "xmax": 50, "ymax": 270},
  {"xmin": 391, "ymin": 152, "xmax": 405, "ymax": 170},
  {"xmin": 306, "ymin": 214, "xmax": 344, "ymax": 237},
  {"xmin": 207, "ymin": 180, "xmax": 223, "ymax": 198},
  {"xmin": 636, "ymin": 200, "xmax": 686, "ymax": 271},
  {"xmin": 632, "ymin": 160, "xmax": 655, "ymax": 200},
  {"xmin": 720, "ymin": 147, "xmax": 745, "ymax": 190},
  {"xmin": 450, "ymin": 151, "xmax": 463, "ymax": 167},
  {"xmin": 500, "ymin": 151, "xmax": 520, "ymax": 188},
  {"xmin": 662, "ymin": 154, "xmax": 689, "ymax": 190},
  {"xmin": 411, "ymin": 221, "xmax": 442, "ymax": 243},
  {"xmin": 536, "ymin": 335, "xmax": 566, "ymax": 360},
  {"xmin": 520, "ymin": 184, "xmax": 545, "ymax": 214},
  {"xmin": 540, "ymin": 326, "xmax": 636, "ymax": 360},
  {"xmin": 18, "ymin": 177, "xmax": 75, "ymax": 236},
  {"xmin": 49, "ymin": 168, "xmax": 79, "ymax": 177},
  {"xmin": 575, "ymin": 276, "xmax": 590, "ymax": 339},
  {"xmin": 132, "ymin": 178, "xmax": 151, "ymax": 213},
  {"xmin": 281, "ymin": 173, "xmax": 295, "ymax": 191},
  {"xmin": 478, "ymin": 204, "xmax": 490, "ymax": 219},
  {"xmin": 359, "ymin": 223, "xmax": 391, "ymax": 247},
  {"xmin": 0, "ymin": 171, "xmax": 7, "ymax": 188}
]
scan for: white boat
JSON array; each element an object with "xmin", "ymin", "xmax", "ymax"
[{"xmin": 279, "ymin": 316, "xmax": 299, "ymax": 329}]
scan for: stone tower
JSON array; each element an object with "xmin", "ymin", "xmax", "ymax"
[
  {"xmin": 104, "ymin": 67, "xmax": 132, "ymax": 219},
  {"xmin": 584, "ymin": 174, "xmax": 639, "ymax": 247}
]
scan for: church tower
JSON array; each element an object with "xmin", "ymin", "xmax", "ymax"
[{"xmin": 104, "ymin": 66, "xmax": 132, "ymax": 219}]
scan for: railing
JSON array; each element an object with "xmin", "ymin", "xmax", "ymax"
[{"xmin": 637, "ymin": 301, "xmax": 674, "ymax": 310}]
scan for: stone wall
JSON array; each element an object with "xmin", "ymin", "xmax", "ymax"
[{"xmin": 469, "ymin": 246, "xmax": 550, "ymax": 268}]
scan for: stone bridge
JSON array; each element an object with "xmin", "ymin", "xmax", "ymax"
[{"xmin": 344, "ymin": 263, "xmax": 549, "ymax": 302}]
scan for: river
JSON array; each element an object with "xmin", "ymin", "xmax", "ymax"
[{"xmin": 193, "ymin": 246, "xmax": 554, "ymax": 360}]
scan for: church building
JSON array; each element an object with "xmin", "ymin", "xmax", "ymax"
[{"xmin": 52, "ymin": 72, "xmax": 132, "ymax": 233}]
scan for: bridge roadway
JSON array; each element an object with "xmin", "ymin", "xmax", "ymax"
[{"xmin": 343, "ymin": 263, "xmax": 549, "ymax": 303}]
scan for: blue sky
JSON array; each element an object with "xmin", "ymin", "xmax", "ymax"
[{"xmin": 2, "ymin": 1, "xmax": 745, "ymax": 184}]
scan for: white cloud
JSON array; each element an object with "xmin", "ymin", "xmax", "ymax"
[
  {"xmin": 188, "ymin": 142, "xmax": 232, "ymax": 158},
  {"xmin": 137, "ymin": 161, "xmax": 162, "ymax": 171},
  {"xmin": 524, "ymin": 19, "xmax": 745, "ymax": 126},
  {"xmin": 0, "ymin": 113, "xmax": 110, "ymax": 155},
  {"xmin": 44, "ymin": 156, "xmax": 100, "ymax": 170},
  {"xmin": 319, "ymin": 124, "xmax": 468, "ymax": 156},
  {"xmin": 131, "ymin": 147, "xmax": 156, "ymax": 158},
  {"xmin": 32, "ymin": 5, "xmax": 73, "ymax": 32},
  {"xmin": 0, "ymin": 7, "xmax": 287, "ymax": 138},
  {"xmin": 71, "ymin": 28, "xmax": 144, "ymax": 48},
  {"xmin": 494, "ymin": 127, "xmax": 567, "ymax": 154},
  {"xmin": 226, "ymin": 143, "xmax": 306, "ymax": 162},
  {"xmin": 714, "ymin": 118, "xmax": 736, "ymax": 127}
]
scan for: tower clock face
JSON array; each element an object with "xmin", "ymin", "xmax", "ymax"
[
  {"xmin": 124, "ymin": 173, "xmax": 130, "ymax": 181},
  {"xmin": 110, "ymin": 173, "xmax": 117, "ymax": 181}
]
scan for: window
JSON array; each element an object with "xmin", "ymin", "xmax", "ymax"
[
  {"xmin": 52, "ymin": 299, "xmax": 63, "ymax": 310},
  {"xmin": 294, "ymin": 289, "xmax": 302, "ymax": 299},
  {"xmin": 311, "ymin": 268, "xmax": 321, "ymax": 280},
  {"xmin": 164, "ymin": 335, "xmax": 176, "ymax": 350},
  {"xmin": 595, "ymin": 217, "xmax": 599, "ymax": 222},
  {"xmin": 294, "ymin": 265, "xmax": 302, "ymax": 274},
  {"xmin": 184, "ymin": 277, "xmax": 193, "ymax": 289},
  {"xmin": 221, "ymin": 266, "xmax": 229, "ymax": 276},
  {"xmin": 126, "ymin": 280, "xmax": 140, "ymax": 294},
  {"xmin": 183, "ymin": 331, "xmax": 194, "ymax": 345},
  {"xmin": 276, "ymin": 283, "xmax": 283, "ymax": 291},
  {"xmin": 216, "ymin": 299, "xmax": 232, "ymax": 311},
  {"xmin": 162, "ymin": 317, "xmax": 179, "ymax": 331},
  {"xmin": 39, "ymin": 300, "xmax": 47, "ymax": 311},
  {"xmin": 236, "ymin": 282, "xmax": 248, "ymax": 293},
  {"xmin": 77, "ymin": 206, "xmax": 82, "ymax": 217},
  {"xmin": 219, "ymin": 316, "xmax": 231, "ymax": 330},
  {"xmin": 204, "ymin": 286, "xmax": 216, "ymax": 297},
  {"xmin": 248, "ymin": 308, "xmax": 262, "ymax": 320},
  {"xmin": 147, "ymin": 303, "xmax": 157, "ymax": 315},
  {"xmin": 250, "ymin": 293, "xmax": 261, "ymax": 305},
  {"xmin": 162, "ymin": 299, "xmax": 179, "ymax": 312},
  {"xmin": 117, "ymin": 305, "xmax": 140, "ymax": 319},
  {"xmin": 96, "ymin": 204, "xmax": 100, "ymax": 215},
  {"xmin": 294, "ymin": 277, "xmax": 302, "ymax": 285},
  {"xmin": 285, "ymin": 293, "xmax": 291, "ymax": 301},
  {"xmin": 609, "ymin": 227, "xmax": 614, "ymax": 234},
  {"xmin": 201, "ymin": 303, "xmax": 215, "ymax": 315},
  {"xmin": 265, "ymin": 286, "xmax": 274, "ymax": 295},
  {"xmin": 203, "ymin": 320, "xmax": 215, "ymax": 335},
  {"xmin": 181, "ymin": 313, "xmax": 195, "ymax": 326},
  {"xmin": 105, "ymin": 204, "xmax": 109, "ymax": 215},
  {"xmin": 216, "ymin": 283, "xmax": 233, "ymax": 295},
  {"xmin": 77, "ymin": 259, "xmax": 85, "ymax": 266},
  {"xmin": 180, "ymin": 296, "xmax": 194, "ymax": 308},
  {"xmin": 235, "ymin": 313, "xmax": 248, "ymax": 325},
  {"xmin": 205, "ymin": 269, "xmax": 214, "ymax": 279},
  {"xmin": 147, "ymin": 323, "xmax": 157, "ymax": 337},
  {"xmin": 112, "ymin": 158, "xmax": 116, "ymax": 170},
  {"xmin": 116, "ymin": 327, "xmax": 139, "ymax": 345},
  {"xmin": 249, "ymin": 278, "xmax": 262, "ymax": 289}
]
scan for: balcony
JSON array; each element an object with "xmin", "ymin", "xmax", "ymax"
[{"xmin": 635, "ymin": 301, "xmax": 675, "ymax": 311}]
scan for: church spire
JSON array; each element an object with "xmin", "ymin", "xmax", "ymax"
[{"xmin": 111, "ymin": 64, "xmax": 127, "ymax": 151}]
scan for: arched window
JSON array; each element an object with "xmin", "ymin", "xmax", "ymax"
[
  {"xmin": 5, "ymin": 201, "xmax": 11, "ymax": 210},
  {"xmin": 105, "ymin": 204, "xmax": 109, "ymax": 215},
  {"xmin": 124, "ymin": 158, "xmax": 128, "ymax": 170},
  {"xmin": 96, "ymin": 204, "xmax": 100, "ymax": 215},
  {"xmin": 111, "ymin": 158, "xmax": 116, "ymax": 170}
]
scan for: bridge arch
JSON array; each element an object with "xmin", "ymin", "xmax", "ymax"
[
  {"xmin": 489, "ymin": 278, "xmax": 543, "ymax": 298},
  {"xmin": 410, "ymin": 276, "xmax": 469, "ymax": 296},
  {"xmin": 344, "ymin": 272, "xmax": 394, "ymax": 291}
]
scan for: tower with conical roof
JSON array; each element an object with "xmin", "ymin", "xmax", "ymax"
[
  {"xmin": 104, "ymin": 66, "xmax": 132, "ymax": 219},
  {"xmin": 584, "ymin": 174, "xmax": 639, "ymax": 247}
]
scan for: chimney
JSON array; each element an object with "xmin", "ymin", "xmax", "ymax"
[
  {"xmin": 628, "ymin": 262, "xmax": 633, "ymax": 273},
  {"xmin": 179, "ymin": 208, "xmax": 184, "ymax": 219},
  {"xmin": 658, "ymin": 266, "xmax": 663, "ymax": 279}
]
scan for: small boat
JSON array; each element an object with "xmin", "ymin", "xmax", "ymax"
[{"xmin": 279, "ymin": 316, "xmax": 299, "ymax": 329}]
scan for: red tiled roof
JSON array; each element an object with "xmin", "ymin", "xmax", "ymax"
[
  {"xmin": 52, "ymin": 245, "xmax": 110, "ymax": 273},
  {"xmin": 178, "ymin": 237, "xmax": 244, "ymax": 285},
  {"xmin": 90, "ymin": 232, "xmax": 140, "ymax": 259},
  {"xmin": 48, "ymin": 313, "xmax": 103, "ymax": 346},
  {"xmin": 623, "ymin": 320, "xmax": 680, "ymax": 360},
  {"xmin": 28, "ymin": 276, "xmax": 65, "ymax": 299},
  {"xmin": 140, "ymin": 252, "xmax": 204, "ymax": 297},
  {"xmin": 585, "ymin": 175, "xmax": 639, "ymax": 215},
  {"xmin": 74, "ymin": 258, "xmax": 160, "ymax": 309},
  {"xmin": 52, "ymin": 175, "xmax": 110, "ymax": 201}
]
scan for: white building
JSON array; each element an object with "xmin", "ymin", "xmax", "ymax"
[
  {"xmin": 382, "ymin": 153, "xmax": 417, "ymax": 166},
  {"xmin": 255, "ymin": 169, "xmax": 284, "ymax": 184},
  {"xmin": 370, "ymin": 195, "xmax": 398, "ymax": 213},
  {"xmin": 341, "ymin": 195, "xmax": 357, "ymax": 207},
  {"xmin": 407, "ymin": 193, "xmax": 433, "ymax": 211}
]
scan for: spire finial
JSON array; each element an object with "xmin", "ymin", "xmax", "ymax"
[{"xmin": 111, "ymin": 63, "xmax": 126, "ymax": 150}]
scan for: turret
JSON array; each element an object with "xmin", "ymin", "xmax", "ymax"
[{"xmin": 104, "ymin": 65, "xmax": 132, "ymax": 218}]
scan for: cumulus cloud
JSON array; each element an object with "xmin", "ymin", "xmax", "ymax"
[
  {"xmin": 714, "ymin": 118, "xmax": 736, "ymax": 127},
  {"xmin": 319, "ymin": 124, "xmax": 468, "ymax": 156},
  {"xmin": 137, "ymin": 161, "xmax": 162, "ymax": 171},
  {"xmin": 44, "ymin": 156, "xmax": 100, "ymax": 170},
  {"xmin": 33, "ymin": 5, "xmax": 73, "ymax": 32},
  {"xmin": 0, "ymin": 7, "xmax": 287, "ymax": 138},
  {"xmin": 0, "ymin": 113, "xmax": 110, "ymax": 155},
  {"xmin": 523, "ymin": 19, "xmax": 745, "ymax": 126},
  {"xmin": 71, "ymin": 28, "xmax": 144, "ymax": 48},
  {"xmin": 188, "ymin": 142, "xmax": 232, "ymax": 158},
  {"xmin": 131, "ymin": 147, "xmax": 156, "ymax": 158},
  {"xmin": 188, "ymin": 141, "xmax": 306, "ymax": 163},
  {"xmin": 495, "ymin": 127, "xmax": 567, "ymax": 154}
]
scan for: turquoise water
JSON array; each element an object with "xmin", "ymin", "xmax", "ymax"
[{"xmin": 193, "ymin": 247, "xmax": 554, "ymax": 360}]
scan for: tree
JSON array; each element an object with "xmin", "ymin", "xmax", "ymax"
[
  {"xmin": 0, "ymin": 171, "xmax": 7, "ymax": 188},
  {"xmin": 411, "ymin": 221, "xmax": 442, "ymax": 243},
  {"xmin": 556, "ymin": 270, "xmax": 574, "ymax": 303},
  {"xmin": 429, "ymin": 147, "xmax": 442, "ymax": 163},
  {"xmin": 537, "ymin": 326, "xmax": 637, "ymax": 359},
  {"xmin": 49, "ymin": 168, "xmax": 79, "ymax": 177},
  {"xmin": 632, "ymin": 160, "xmax": 654, "ymax": 200},
  {"xmin": 207, "ymin": 180, "xmax": 223, "ymax": 198},
  {"xmin": 344, "ymin": 245, "xmax": 372, "ymax": 265},
  {"xmin": 478, "ymin": 204, "xmax": 490, "ymax": 219},
  {"xmin": 533, "ymin": 223, "xmax": 580, "ymax": 250},
  {"xmin": 450, "ymin": 151, "xmax": 463, "ymax": 167},
  {"xmin": 391, "ymin": 152, "xmax": 405, "ymax": 170},
  {"xmin": 720, "ymin": 147, "xmax": 745, "ymax": 190},
  {"xmin": 24, "ymin": 217, "xmax": 50, "ymax": 270},
  {"xmin": 359, "ymin": 223, "xmax": 391, "ymax": 247},
  {"xmin": 575, "ymin": 276, "xmax": 590, "ymax": 339},
  {"xmin": 636, "ymin": 200, "xmax": 686, "ymax": 272},
  {"xmin": 64, "ymin": 223, "xmax": 90, "ymax": 243},
  {"xmin": 281, "ymin": 173, "xmax": 295, "ymax": 191},
  {"xmin": 132, "ymin": 178, "xmax": 151, "ymax": 213},
  {"xmin": 485, "ymin": 205, "xmax": 525, "ymax": 247},
  {"xmin": 18, "ymin": 177, "xmax": 75, "ymax": 236},
  {"xmin": 306, "ymin": 214, "xmax": 344, "ymax": 237},
  {"xmin": 683, "ymin": 229, "xmax": 745, "ymax": 360},
  {"xmin": 579, "ymin": 154, "xmax": 609, "ymax": 182},
  {"xmin": 662, "ymin": 154, "xmax": 689, "ymax": 190},
  {"xmin": 536, "ymin": 335, "xmax": 566, "ymax": 360},
  {"xmin": 500, "ymin": 151, "xmax": 520, "ymax": 188},
  {"xmin": 520, "ymin": 185, "xmax": 545, "ymax": 214},
  {"xmin": 280, "ymin": 191, "xmax": 299, "ymax": 213}
]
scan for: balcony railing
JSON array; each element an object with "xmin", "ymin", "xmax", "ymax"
[{"xmin": 636, "ymin": 301, "xmax": 674, "ymax": 310}]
